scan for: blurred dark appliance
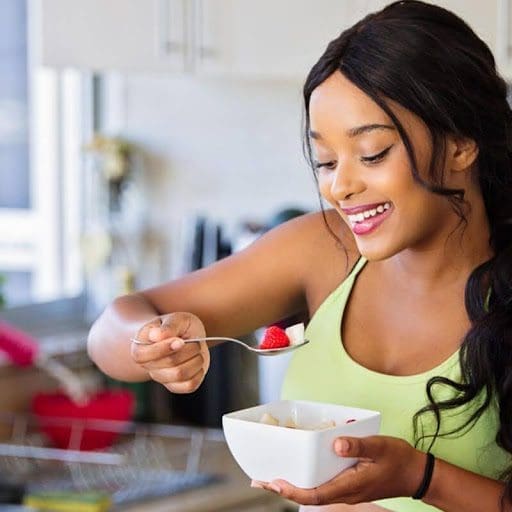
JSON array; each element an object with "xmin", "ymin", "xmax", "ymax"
[{"xmin": 169, "ymin": 217, "xmax": 235, "ymax": 428}]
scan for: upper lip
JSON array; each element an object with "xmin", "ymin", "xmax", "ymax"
[{"xmin": 340, "ymin": 202, "xmax": 389, "ymax": 215}]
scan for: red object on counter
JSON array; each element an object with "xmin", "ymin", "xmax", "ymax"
[
  {"xmin": 0, "ymin": 321, "xmax": 39, "ymax": 366},
  {"xmin": 32, "ymin": 389, "xmax": 135, "ymax": 451},
  {"xmin": 0, "ymin": 320, "xmax": 136, "ymax": 450}
]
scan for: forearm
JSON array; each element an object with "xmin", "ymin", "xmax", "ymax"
[
  {"xmin": 87, "ymin": 293, "xmax": 158, "ymax": 382},
  {"xmin": 423, "ymin": 457, "xmax": 509, "ymax": 512}
]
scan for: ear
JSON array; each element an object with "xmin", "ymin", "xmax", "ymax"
[{"xmin": 446, "ymin": 136, "xmax": 479, "ymax": 172}]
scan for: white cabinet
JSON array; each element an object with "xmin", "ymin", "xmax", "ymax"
[
  {"xmin": 36, "ymin": 0, "xmax": 190, "ymax": 72},
  {"xmin": 35, "ymin": 0, "xmax": 510, "ymax": 80},
  {"xmin": 36, "ymin": 0, "xmax": 388, "ymax": 78},
  {"xmin": 496, "ymin": 0, "xmax": 512, "ymax": 79},
  {"xmin": 194, "ymin": 0, "xmax": 388, "ymax": 78}
]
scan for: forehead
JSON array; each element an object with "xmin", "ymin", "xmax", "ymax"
[{"xmin": 309, "ymin": 71, "xmax": 391, "ymax": 134}]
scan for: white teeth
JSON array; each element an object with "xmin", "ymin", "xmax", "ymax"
[{"xmin": 346, "ymin": 202, "xmax": 391, "ymax": 224}]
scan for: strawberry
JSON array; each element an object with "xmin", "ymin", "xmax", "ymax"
[{"xmin": 260, "ymin": 326, "xmax": 290, "ymax": 349}]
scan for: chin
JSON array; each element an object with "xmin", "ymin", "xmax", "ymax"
[{"xmin": 354, "ymin": 237, "xmax": 402, "ymax": 262}]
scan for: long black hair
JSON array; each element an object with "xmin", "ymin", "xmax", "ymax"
[{"xmin": 303, "ymin": 0, "xmax": 512, "ymax": 503}]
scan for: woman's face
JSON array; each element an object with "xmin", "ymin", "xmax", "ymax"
[{"xmin": 309, "ymin": 71, "xmax": 458, "ymax": 261}]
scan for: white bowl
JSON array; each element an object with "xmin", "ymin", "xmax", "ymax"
[{"xmin": 222, "ymin": 399, "xmax": 381, "ymax": 488}]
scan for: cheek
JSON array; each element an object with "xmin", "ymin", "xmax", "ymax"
[{"xmin": 317, "ymin": 173, "xmax": 334, "ymax": 202}]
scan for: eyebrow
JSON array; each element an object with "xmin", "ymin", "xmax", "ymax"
[{"xmin": 309, "ymin": 123, "xmax": 395, "ymax": 140}]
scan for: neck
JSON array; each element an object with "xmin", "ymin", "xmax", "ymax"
[{"xmin": 385, "ymin": 191, "xmax": 492, "ymax": 291}]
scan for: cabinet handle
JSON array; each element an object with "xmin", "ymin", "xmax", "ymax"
[
  {"xmin": 196, "ymin": 0, "xmax": 216, "ymax": 59},
  {"xmin": 499, "ymin": 0, "xmax": 512, "ymax": 63},
  {"xmin": 157, "ymin": 0, "xmax": 184, "ymax": 55},
  {"xmin": 508, "ymin": 0, "xmax": 512, "ymax": 61}
]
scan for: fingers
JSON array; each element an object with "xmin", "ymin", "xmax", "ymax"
[
  {"xmin": 252, "ymin": 479, "xmax": 332, "ymax": 506},
  {"xmin": 135, "ymin": 316, "xmax": 162, "ymax": 344},
  {"xmin": 147, "ymin": 312, "xmax": 195, "ymax": 342},
  {"xmin": 333, "ymin": 436, "xmax": 385, "ymax": 461},
  {"xmin": 135, "ymin": 341, "xmax": 208, "ymax": 394},
  {"xmin": 131, "ymin": 337, "xmax": 186, "ymax": 365},
  {"xmin": 156, "ymin": 366, "xmax": 206, "ymax": 394},
  {"xmin": 148, "ymin": 353, "xmax": 204, "ymax": 385},
  {"xmin": 134, "ymin": 312, "xmax": 197, "ymax": 344},
  {"xmin": 131, "ymin": 312, "xmax": 209, "ymax": 394},
  {"xmin": 254, "ymin": 465, "xmax": 370, "ymax": 506},
  {"xmin": 252, "ymin": 437, "xmax": 410, "ymax": 506}
]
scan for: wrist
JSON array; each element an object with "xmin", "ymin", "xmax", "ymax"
[
  {"xmin": 406, "ymin": 449, "xmax": 432, "ymax": 498},
  {"xmin": 412, "ymin": 452, "xmax": 435, "ymax": 500},
  {"xmin": 421, "ymin": 455, "xmax": 445, "ymax": 507}
]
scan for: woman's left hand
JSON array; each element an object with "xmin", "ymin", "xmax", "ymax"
[{"xmin": 251, "ymin": 435, "xmax": 426, "ymax": 506}]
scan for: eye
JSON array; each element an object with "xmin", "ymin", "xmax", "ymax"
[
  {"xmin": 360, "ymin": 145, "xmax": 393, "ymax": 165},
  {"xmin": 314, "ymin": 160, "xmax": 337, "ymax": 171}
]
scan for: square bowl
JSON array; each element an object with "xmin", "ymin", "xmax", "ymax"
[{"xmin": 222, "ymin": 400, "xmax": 381, "ymax": 488}]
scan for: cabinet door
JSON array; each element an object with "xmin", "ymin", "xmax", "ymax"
[
  {"xmin": 431, "ymin": 1, "xmax": 512, "ymax": 79},
  {"xmin": 36, "ymin": 0, "xmax": 187, "ymax": 72},
  {"xmin": 194, "ymin": 0, "xmax": 388, "ymax": 79},
  {"xmin": 496, "ymin": 0, "xmax": 512, "ymax": 79}
]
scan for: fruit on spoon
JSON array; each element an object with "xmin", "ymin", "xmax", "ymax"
[{"xmin": 259, "ymin": 326, "xmax": 290, "ymax": 350}]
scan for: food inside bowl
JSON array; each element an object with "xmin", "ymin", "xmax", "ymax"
[{"xmin": 258, "ymin": 412, "xmax": 356, "ymax": 430}]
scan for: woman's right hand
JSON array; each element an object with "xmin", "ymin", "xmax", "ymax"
[{"xmin": 130, "ymin": 312, "xmax": 210, "ymax": 394}]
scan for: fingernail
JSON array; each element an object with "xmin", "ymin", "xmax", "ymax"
[
  {"xmin": 335, "ymin": 438, "xmax": 350, "ymax": 454},
  {"xmin": 268, "ymin": 483, "xmax": 281, "ymax": 494},
  {"xmin": 170, "ymin": 339, "xmax": 184, "ymax": 350},
  {"xmin": 250, "ymin": 481, "xmax": 264, "ymax": 488}
]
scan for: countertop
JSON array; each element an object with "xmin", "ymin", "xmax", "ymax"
[
  {"xmin": 0, "ymin": 300, "xmax": 294, "ymax": 511},
  {"xmin": 121, "ymin": 437, "xmax": 292, "ymax": 512}
]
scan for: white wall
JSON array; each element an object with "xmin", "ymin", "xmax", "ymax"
[{"xmin": 101, "ymin": 74, "xmax": 320, "ymax": 282}]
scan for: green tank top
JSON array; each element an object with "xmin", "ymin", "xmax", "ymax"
[{"xmin": 281, "ymin": 257, "xmax": 509, "ymax": 511}]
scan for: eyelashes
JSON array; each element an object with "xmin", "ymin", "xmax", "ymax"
[
  {"xmin": 314, "ymin": 160, "xmax": 337, "ymax": 171},
  {"xmin": 360, "ymin": 145, "xmax": 393, "ymax": 164},
  {"xmin": 314, "ymin": 144, "xmax": 394, "ymax": 170}
]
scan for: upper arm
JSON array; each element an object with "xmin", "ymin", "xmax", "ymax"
[{"xmin": 137, "ymin": 210, "xmax": 357, "ymax": 337}]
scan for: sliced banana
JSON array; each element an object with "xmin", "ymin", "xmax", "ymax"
[
  {"xmin": 285, "ymin": 322, "xmax": 305, "ymax": 345},
  {"xmin": 259, "ymin": 412, "xmax": 279, "ymax": 426}
]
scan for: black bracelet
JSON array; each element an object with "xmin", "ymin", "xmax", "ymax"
[{"xmin": 412, "ymin": 452, "xmax": 436, "ymax": 500}]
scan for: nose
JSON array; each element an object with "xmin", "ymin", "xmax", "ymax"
[{"xmin": 329, "ymin": 162, "xmax": 365, "ymax": 201}]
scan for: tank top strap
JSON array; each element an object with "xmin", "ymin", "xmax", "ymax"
[
  {"xmin": 319, "ymin": 255, "xmax": 367, "ymax": 310},
  {"xmin": 347, "ymin": 255, "xmax": 367, "ymax": 280}
]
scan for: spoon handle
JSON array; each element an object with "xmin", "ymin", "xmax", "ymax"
[{"xmin": 184, "ymin": 337, "xmax": 251, "ymax": 349}]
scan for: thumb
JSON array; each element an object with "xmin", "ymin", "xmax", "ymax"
[{"xmin": 333, "ymin": 436, "xmax": 383, "ymax": 460}]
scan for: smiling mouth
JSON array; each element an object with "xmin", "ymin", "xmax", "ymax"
[
  {"xmin": 347, "ymin": 202, "xmax": 391, "ymax": 225},
  {"xmin": 345, "ymin": 202, "xmax": 392, "ymax": 235}
]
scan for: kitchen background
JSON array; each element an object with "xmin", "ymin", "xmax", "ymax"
[{"xmin": 0, "ymin": 1, "xmax": 509, "ymax": 510}]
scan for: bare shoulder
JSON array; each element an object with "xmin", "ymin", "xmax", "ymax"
[
  {"xmin": 254, "ymin": 209, "xmax": 359, "ymax": 312},
  {"xmin": 262, "ymin": 208, "xmax": 355, "ymax": 251},
  {"xmin": 279, "ymin": 209, "xmax": 360, "ymax": 313}
]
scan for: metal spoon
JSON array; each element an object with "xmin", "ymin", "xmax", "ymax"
[{"xmin": 131, "ymin": 336, "xmax": 309, "ymax": 356}]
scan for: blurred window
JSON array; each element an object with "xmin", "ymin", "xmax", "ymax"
[{"xmin": 0, "ymin": 0, "xmax": 92, "ymax": 308}]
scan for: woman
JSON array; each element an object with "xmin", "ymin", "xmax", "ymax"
[{"xmin": 87, "ymin": 1, "xmax": 512, "ymax": 510}]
